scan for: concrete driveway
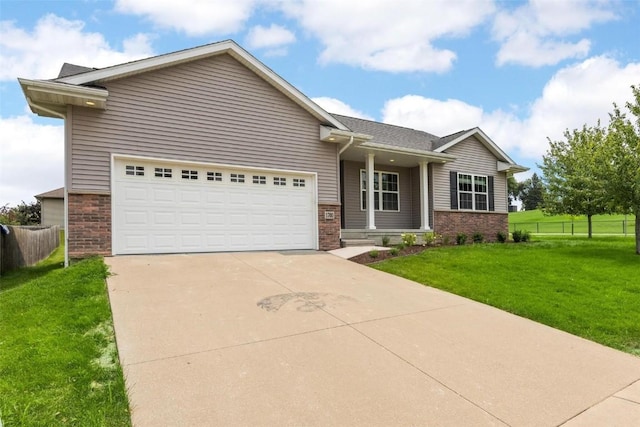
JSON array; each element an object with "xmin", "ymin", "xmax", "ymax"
[{"xmin": 106, "ymin": 252, "xmax": 640, "ymax": 426}]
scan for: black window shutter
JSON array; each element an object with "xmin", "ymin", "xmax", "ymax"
[
  {"xmin": 450, "ymin": 171, "xmax": 458, "ymax": 210},
  {"xmin": 488, "ymin": 176, "xmax": 495, "ymax": 211}
]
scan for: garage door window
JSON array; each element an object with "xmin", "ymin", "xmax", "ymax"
[
  {"xmin": 182, "ymin": 170, "xmax": 198, "ymax": 180},
  {"xmin": 293, "ymin": 178, "xmax": 305, "ymax": 187},
  {"xmin": 231, "ymin": 173, "xmax": 245, "ymax": 183},
  {"xmin": 253, "ymin": 175, "xmax": 266, "ymax": 184},
  {"xmin": 154, "ymin": 168, "xmax": 172, "ymax": 178},
  {"xmin": 207, "ymin": 172, "xmax": 222, "ymax": 182},
  {"xmin": 126, "ymin": 165, "xmax": 144, "ymax": 176},
  {"xmin": 274, "ymin": 177, "xmax": 287, "ymax": 186}
]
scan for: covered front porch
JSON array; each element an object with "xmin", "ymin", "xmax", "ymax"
[{"xmin": 321, "ymin": 124, "xmax": 455, "ymax": 247}]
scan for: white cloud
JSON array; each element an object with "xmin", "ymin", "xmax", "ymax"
[
  {"xmin": 493, "ymin": 0, "xmax": 618, "ymax": 67},
  {"xmin": 0, "ymin": 116, "xmax": 64, "ymax": 206},
  {"xmin": 383, "ymin": 96, "xmax": 483, "ymax": 136},
  {"xmin": 0, "ymin": 14, "xmax": 154, "ymax": 80},
  {"xmin": 381, "ymin": 56, "xmax": 640, "ymax": 162},
  {"xmin": 312, "ymin": 97, "xmax": 374, "ymax": 120},
  {"xmin": 246, "ymin": 24, "xmax": 295, "ymax": 50},
  {"xmin": 280, "ymin": 0, "xmax": 495, "ymax": 73},
  {"xmin": 115, "ymin": 0, "xmax": 258, "ymax": 36}
]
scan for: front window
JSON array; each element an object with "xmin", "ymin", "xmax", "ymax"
[
  {"xmin": 459, "ymin": 173, "xmax": 488, "ymax": 211},
  {"xmin": 360, "ymin": 170, "xmax": 399, "ymax": 211}
]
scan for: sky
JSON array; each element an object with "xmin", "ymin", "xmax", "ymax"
[{"xmin": 1, "ymin": 0, "xmax": 639, "ymax": 206}]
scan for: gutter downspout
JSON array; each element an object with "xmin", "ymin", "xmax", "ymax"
[
  {"xmin": 27, "ymin": 98, "xmax": 69, "ymax": 266},
  {"xmin": 338, "ymin": 136, "xmax": 355, "ymax": 155}
]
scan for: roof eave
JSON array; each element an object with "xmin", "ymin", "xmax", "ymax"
[
  {"xmin": 360, "ymin": 142, "xmax": 456, "ymax": 162},
  {"xmin": 434, "ymin": 128, "xmax": 516, "ymax": 164},
  {"xmin": 320, "ymin": 126, "xmax": 372, "ymax": 144},
  {"xmin": 19, "ymin": 78, "xmax": 108, "ymax": 118},
  {"xmin": 498, "ymin": 161, "xmax": 529, "ymax": 174}
]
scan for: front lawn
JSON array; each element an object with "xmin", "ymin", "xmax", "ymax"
[
  {"xmin": 373, "ymin": 236, "xmax": 640, "ymax": 355},
  {"xmin": 0, "ymin": 244, "xmax": 131, "ymax": 425}
]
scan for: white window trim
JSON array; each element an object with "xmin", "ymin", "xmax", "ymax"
[
  {"xmin": 458, "ymin": 173, "xmax": 488, "ymax": 211},
  {"xmin": 359, "ymin": 169, "xmax": 400, "ymax": 212}
]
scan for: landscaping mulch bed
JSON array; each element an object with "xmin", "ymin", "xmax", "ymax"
[{"xmin": 348, "ymin": 245, "xmax": 432, "ymax": 265}]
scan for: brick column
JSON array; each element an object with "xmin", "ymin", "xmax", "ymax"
[
  {"xmin": 318, "ymin": 202, "xmax": 341, "ymax": 250},
  {"xmin": 67, "ymin": 193, "xmax": 111, "ymax": 258}
]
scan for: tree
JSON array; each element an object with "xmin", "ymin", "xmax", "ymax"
[
  {"xmin": 518, "ymin": 173, "xmax": 544, "ymax": 211},
  {"xmin": 0, "ymin": 201, "xmax": 41, "ymax": 225},
  {"xmin": 540, "ymin": 124, "xmax": 610, "ymax": 238},
  {"xmin": 507, "ymin": 176, "xmax": 519, "ymax": 206},
  {"xmin": 603, "ymin": 85, "xmax": 640, "ymax": 254}
]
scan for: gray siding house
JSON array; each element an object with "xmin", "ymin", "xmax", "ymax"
[
  {"xmin": 35, "ymin": 187, "xmax": 64, "ymax": 228},
  {"xmin": 19, "ymin": 40, "xmax": 526, "ymax": 262}
]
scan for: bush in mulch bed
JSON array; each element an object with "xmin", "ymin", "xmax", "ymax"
[{"xmin": 349, "ymin": 245, "xmax": 431, "ymax": 265}]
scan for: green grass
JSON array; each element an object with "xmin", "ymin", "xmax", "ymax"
[
  {"xmin": 0, "ymin": 242, "xmax": 131, "ymax": 425},
  {"xmin": 373, "ymin": 235, "xmax": 640, "ymax": 355},
  {"xmin": 509, "ymin": 209, "xmax": 635, "ymax": 234}
]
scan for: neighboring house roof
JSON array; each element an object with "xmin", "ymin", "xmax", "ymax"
[{"xmin": 35, "ymin": 187, "xmax": 64, "ymax": 200}]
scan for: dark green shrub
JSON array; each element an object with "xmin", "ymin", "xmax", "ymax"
[
  {"xmin": 472, "ymin": 232, "xmax": 484, "ymax": 243},
  {"xmin": 496, "ymin": 231, "xmax": 508, "ymax": 243},
  {"xmin": 389, "ymin": 247, "xmax": 400, "ymax": 256},
  {"xmin": 456, "ymin": 233, "xmax": 467, "ymax": 245},
  {"xmin": 512, "ymin": 230, "xmax": 531, "ymax": 243},
  {"xmin": 369, "ymin": 249, "xmax": 379, "ymax": 258},
  {"xmin": 381, "ymin": 235, "xmax": 390, "ymax": 247}
]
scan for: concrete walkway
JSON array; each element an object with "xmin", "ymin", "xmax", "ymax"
[{"xmin": 106, "ymin": 252, "xmax": 640, "ymax": 426}]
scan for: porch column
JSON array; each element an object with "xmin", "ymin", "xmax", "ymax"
[
  {"xmin": 419, "ymin": 160, "xmax": 431, "ymax": 230},
  {"xmin": 366, "ymin": 152, "xmax": 376, "ymax": 229}
]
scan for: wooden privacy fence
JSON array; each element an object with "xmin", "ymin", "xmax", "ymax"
[{"xmin": 0, "ymin": 225, "xmax": 60, "ymax": 275}]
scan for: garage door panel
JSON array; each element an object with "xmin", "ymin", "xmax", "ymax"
[
  {"xmin": 180, "ymin": 234, "xmax": 203, "ymax": 249},
  {"xmin": 123, "ymin": 186, "xmax": 149, "ymax": 203},
  {"xmin": 114, "ymin": 159, "xmax": 316, "ymax": 254},
  {"xmin": 153, "ymin": 235, "xmax": 178, "ymax": 250},
  {"xmin": 180, "ymin": 212, "xmax": 203, "ymax": 226},
  {"xmin": 205, "ymin": 213, "xmax": 226, "ymax": 225},
  {"xmin": 124, "ymin": 210, "xmax": 149, "ymax": 225}
]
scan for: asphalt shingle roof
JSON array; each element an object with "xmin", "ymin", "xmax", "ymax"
[
  {"xmin": 34, "ymin": 187, "xmax": 64, "ymax": 199},
  {"xmin": 332, "ymin": 113, "xmax": 454, "ymax": 152},
  {"xmin": 57, "ymin": 63, "xmax": 96, "ymax": 79}
]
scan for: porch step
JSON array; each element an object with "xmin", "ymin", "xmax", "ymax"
[{"xmin": 341, "ymin": 239, "xmax": 376, "ymax": 247}]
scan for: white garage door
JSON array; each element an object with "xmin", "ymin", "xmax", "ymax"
[{"xmin": 112, "ymin": 158, "xmax": 317, "ymax": 255}]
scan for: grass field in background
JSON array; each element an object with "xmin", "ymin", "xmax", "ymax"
[
  {"xmin": 509, "ymin": 209, "xmax": 635, "ymax": 234},
  {"xmin": 0, "ymin": 244, "xmax": 131, "ymax": 425},
  {"xmin": 374, "ymin": 235, "xmax": 640, "ymax": 355}
]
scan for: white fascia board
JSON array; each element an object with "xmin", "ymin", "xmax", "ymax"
[
  {"xmin": 320, "ymin": 125, "xmax": 372, "ymax": 142},
  {"xmin": 19, "ymin": 78, "xmax": 108, "ymax": 99},
  {"xmin": 56, "ymin": 40, "xmax": 236, "ymax": 85},
  {"xmin": 361, "ymin": 142, "xmax": 456, "ymax": 162},
  {"xmin": 498, "ymin": 161, "xmax": 529, "ymax": 173},
  {"xmin": 54, "ymin": 40, "xmax": 348, "ymax": 130},
  {"xmin": 435, "ymin": 128, "xmax": 517, "ymax": 164}
]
